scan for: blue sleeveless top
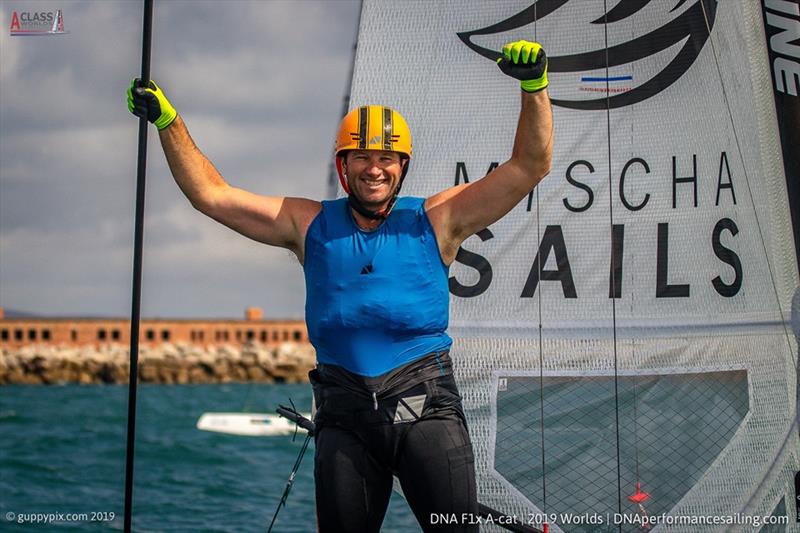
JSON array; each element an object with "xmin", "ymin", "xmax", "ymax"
[{"xmin": 303, "ymin": 197, "xmax": 452, "ymax": 377}]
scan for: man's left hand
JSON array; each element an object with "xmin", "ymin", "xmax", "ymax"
[{"xmin": 497, "ymin": 40, "xmax": 548, "ymax": 93}]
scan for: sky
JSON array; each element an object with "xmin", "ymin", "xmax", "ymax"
[{"xmin": 0, "ymin": 0, "xmax": 361, "ymax": 319}]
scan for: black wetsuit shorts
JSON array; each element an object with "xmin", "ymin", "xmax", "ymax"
[{"xmin": 310, "ymin": 351, "xmax": 478, "ymax": 532}]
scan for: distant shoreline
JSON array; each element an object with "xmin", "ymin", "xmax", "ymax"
[{"xmin": 0, "ymin": 342, "xmax": 315, "ymax": 385}]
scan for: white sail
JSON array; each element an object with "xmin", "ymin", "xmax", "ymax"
[{"xmin": 347, "ymin": 1, "xmax": 799, "ymax": 531}]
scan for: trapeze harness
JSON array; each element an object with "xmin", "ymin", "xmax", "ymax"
[{"xmin": 303, "ymin": 197, "xmax": 478, "ymax": 533}]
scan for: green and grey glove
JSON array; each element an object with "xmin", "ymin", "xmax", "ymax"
[
  {"xmin": 497, "ymin": 40, "xmax": 548, "ymax": 93},
  {"xmin": 127, "ymin": 78, "xmax": 177, "ymax": 130}
]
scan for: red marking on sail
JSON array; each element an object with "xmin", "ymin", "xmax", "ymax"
[{"xmin": 627, "ymin": 481, "xmax": 650, "ymax": 504}]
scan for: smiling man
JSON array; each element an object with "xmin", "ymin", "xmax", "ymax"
[{"xmin": 128, "ymin": 39, "xmax": 552, "ymax": 533}]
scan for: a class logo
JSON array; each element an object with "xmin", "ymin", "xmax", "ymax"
[
  {"xmin": 9, "ymin": 9, "xmax": 68, "ymax": 36},
  {"xmin": 458, "ymin": 0, "xmax": 718, "ymax": 109}
]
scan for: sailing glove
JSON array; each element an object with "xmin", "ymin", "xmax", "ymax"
[
  {"xmin": 497, "ymin": 40, "xmax": 548, "ymax": 93},
  {"xmin": 127, "ymin": 78, "xmax": 177, "ymax": 130}
]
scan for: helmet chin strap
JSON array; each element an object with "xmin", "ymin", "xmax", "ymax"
[{"xmin": 347, "ymin": 186, "xmax": 401, "ymax": 220}]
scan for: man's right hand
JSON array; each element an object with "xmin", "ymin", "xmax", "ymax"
[{"xmin": 127, "ymin": 78, "xmax": 177, "ymax": 130}]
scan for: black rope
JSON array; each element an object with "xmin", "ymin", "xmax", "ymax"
[
  {"xmin": 266, "ymin": 430, "xmax": 312, "ymax": 533},
  {"xmin": 697, "ymin": 0, "xmax": 800, "ymax": 515},
  {"xmin": 123, "ymin": 1, "xmax": 153, "ymax": 531},
  {"xmin": 698, "ymin": 2, "xmax": 794, "ymax": 349},
  {"xmin": 631, "ymin": 371, "xmax": 642, "ymax": 485},
  {"xmin": 532, "ymin": 4, "xmax": 549, "ymax": 517},
  {"xmin": 600, "ymin": 0, "xmax": 624, "ymax": 525}
]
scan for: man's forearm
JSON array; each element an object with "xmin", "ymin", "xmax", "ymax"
[
  {"xmin": 158, "ymin": 116, "xmax": 227, "ymax": 212},
  {"xmin": 511, "ymin": 89, "xmax": 553, "ymax": 183}
]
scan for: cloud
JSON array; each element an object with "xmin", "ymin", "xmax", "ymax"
[{"xmin": 0, "ymin": 0, "xmax": 360, "ymax": 318}]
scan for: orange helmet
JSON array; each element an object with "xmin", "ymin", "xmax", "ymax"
[{"xmin": 334, "ymin": 105, "xmax": 412, "ymax": 194}]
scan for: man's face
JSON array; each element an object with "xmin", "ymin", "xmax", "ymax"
[{"xmin": 344, "ymin": 150, "xmax": 405, "ymax": 208}]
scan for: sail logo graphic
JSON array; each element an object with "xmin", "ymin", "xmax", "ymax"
[
  {"xmin": 762, "ymin": 0, "xmax": 800, "ymax": 96},
  {"xmin": 458, "ymin": 0, "xmax": 717, "ymax": 109},
  {"xmin": 9, "ymin": 9, "xmax": 68, "ymax": 36}
]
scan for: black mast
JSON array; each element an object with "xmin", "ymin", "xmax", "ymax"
[{"xmin": 124, "ymin": 1, "xmax": 154, "ymax": 531}]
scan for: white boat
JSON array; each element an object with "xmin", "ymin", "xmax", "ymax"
[{"xmin": 196, "ymin": 412, "xmax": 311, "ymax": 437}]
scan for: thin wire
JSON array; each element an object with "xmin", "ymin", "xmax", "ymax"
[
  {"xmin": 532, "ymin": 3, "xmax": 549, "ymax": 514},
  {"xmin": 601, "ymin": 0, "xmax": 624, "ymax": 523},
  {"xmin": 266, "ymin": 431, "xmax": 312, "ymax": 533},
  {"xmin": 697, "ymin": 3, "xmax": 794, "ymax": 349},
  {"xmin": 627, "ymin": 4, "xmax": 643, "ymax": 496},
  {"xmin": 697, "ymin": 0, "xmax": 800, "ymax": 514},
  {"xmin": 631, "ymin": 377, "xmax": 641, "ymax": 483}
]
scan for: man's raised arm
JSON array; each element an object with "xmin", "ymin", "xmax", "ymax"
[
  {"xmin": 425, "ymin": 41, "xmax": 553, "ymax": 258},
  {"xmin": 127, "ymin": 79, "xmax": 319, "ymax": 257}
]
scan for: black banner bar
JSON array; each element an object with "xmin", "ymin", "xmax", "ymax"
[{"xmin": 761, "ymin": 1, "xmax": 800, "ymax": 272}]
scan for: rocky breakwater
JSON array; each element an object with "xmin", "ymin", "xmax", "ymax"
[{"xmin": 0, "ymin": 343, "xmax": 316, "ymax": 385}]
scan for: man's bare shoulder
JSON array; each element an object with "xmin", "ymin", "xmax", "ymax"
[
  {"xmin": 285, "ymin": 196, "xmax": 323, "ymax": 232},
  {"xmin": 285, "ymin": 196, "xmax": 323, "ymax": 212},
  {"xmin": 422, "ymin": 184, "xmax": 473, "ymax": 265},
  {"xmin": 424, "ymin": 183, "xmax": 471, "ymax": 212}
]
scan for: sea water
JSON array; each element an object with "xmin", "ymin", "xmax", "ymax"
[{"xmin": 0, "ymin": 384, "xmax": 420, "ymax": 532}]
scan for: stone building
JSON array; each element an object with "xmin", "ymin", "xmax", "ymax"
[{"xmin": 0, "ymin": 306, "xmax": 308, "ymax": 349}]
